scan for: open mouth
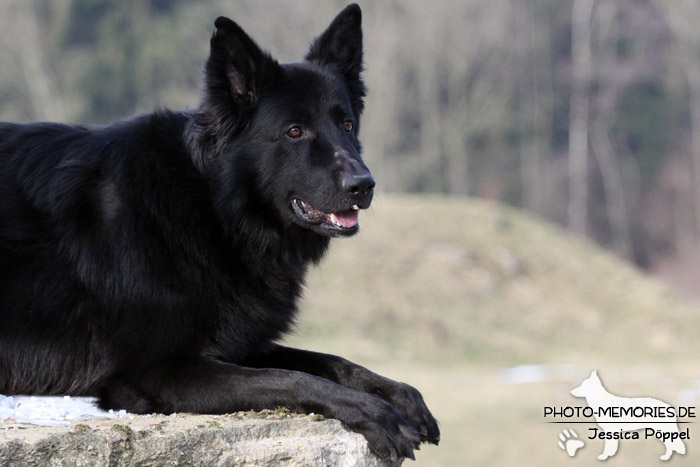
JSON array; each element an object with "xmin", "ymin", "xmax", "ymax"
[{"xmin": 291, "ymin": 199, "xmax": 360, "ymax": 235}]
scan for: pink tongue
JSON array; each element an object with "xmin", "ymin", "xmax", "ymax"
[{"xmin": 333, "ymin": 209, "xmax": 359, "ymax": 228}]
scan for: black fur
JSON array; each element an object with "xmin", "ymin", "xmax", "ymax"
[{"xmin": 0, "ymin": 4, "xmax": 438, "ymax": 462}]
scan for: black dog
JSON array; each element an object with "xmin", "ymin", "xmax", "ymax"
[{"xmin": 0, "ymin": 4, "xmax": 438, "ymax": 462}]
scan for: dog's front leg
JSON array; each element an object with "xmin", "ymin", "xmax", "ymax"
[
  {"xmin": 599, "ymin": 437, "xmax": 619, "ymax": 460},
  {"xmin": 98, "ymin": 356, "xmax": 418, "ymax": 462},
  {"xmin": 246, "ymin": 344, "xmax": 440, "ymax": 445}
]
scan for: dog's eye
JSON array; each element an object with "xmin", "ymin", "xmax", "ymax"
[
  {"xmin": 286, "ymin": 126, "xmax": 303, "ymax": 138},
  {"xmin": 343, "ymin": 120, "xmax": 354, "ymax": 132}
]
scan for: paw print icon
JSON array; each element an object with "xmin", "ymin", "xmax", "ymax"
[{"xmin": 558, "ymin": 428, "xmax": 585, "ymax": 457}]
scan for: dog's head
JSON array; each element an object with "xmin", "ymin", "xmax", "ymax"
[
  {"xmin": 570, "ymin": 370, "xmax": 603, "ymax": 398},
  {"xmin": 195, "ymin": 4, "xmax": 373, "ymax": 238}
]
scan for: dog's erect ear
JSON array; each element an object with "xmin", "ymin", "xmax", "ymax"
[
  {"xmin": 306, "ymin": 4, "xmax": 365, "ymax": 117},
  {"xmin": 306, "ymin": 4, "xmax": 363, "ymax": 78},
  {"xmin": 206, "ymin": 16, "xmax": 279, "ymax": 108}
]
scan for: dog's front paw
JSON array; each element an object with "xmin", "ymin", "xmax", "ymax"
[
  {"xmin": 338, "ymin": 393, "xmax": 421, "ymax": 463},
  {"xmin": 375, "ymin": 380, "xmax": 440, "ymax": 445}
]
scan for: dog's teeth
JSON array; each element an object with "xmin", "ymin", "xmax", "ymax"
[
  {"xmin": 330, "ymin": 213, "xmax": 339, "ymax": 226},
  {"xmin": 352, "ymin": 205, "xmax": 359, "ymax": 210}
]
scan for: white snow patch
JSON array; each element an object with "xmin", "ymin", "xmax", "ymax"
[
  {"xmin": 0, "ymin": 395, "xmax": 132, "ymax": 426},
  {"xmin": 500, "ymin": 364, "xmax": 580, "ymax": 384}
]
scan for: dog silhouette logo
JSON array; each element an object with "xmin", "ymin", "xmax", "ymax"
[{"xmin": 570, "ymin": 370, "xmax": 686, "ymax": 461}]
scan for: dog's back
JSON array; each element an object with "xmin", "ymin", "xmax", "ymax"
[{"xmin": 0, "ymin": 114, "xmax": 198, "ymax": 396}]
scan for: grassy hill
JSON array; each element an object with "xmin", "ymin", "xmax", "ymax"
[
  {"xmin": 289, "ymin": 196, "xmax": 700, "ymax": 467},
  {"xmin": 284, "ymin": 194, "xmax": 700, "ymax": 466},
  {"xmin": 288, "ymin": 194, "xmax": 699, "ymax": 366}
]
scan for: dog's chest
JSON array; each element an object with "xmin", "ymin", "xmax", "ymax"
[{"xmin": 204, "ymin": 257, "xmax": 305, "ymax": 360}]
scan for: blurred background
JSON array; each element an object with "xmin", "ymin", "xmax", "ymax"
[{"xmin": 1, "ymin": 0, "xmax": 700, "ymax": 465}]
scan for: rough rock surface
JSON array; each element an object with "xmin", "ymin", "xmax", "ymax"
[{"xmin": 0, "ymin": 411, "xmax": 392, "ymax": 466}]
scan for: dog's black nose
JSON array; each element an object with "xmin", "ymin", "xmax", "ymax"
[{"xmin": 341, "ymin": 171, "xmax": 375, "ymax": 198}]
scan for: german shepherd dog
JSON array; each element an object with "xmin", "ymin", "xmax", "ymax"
[{"xmin": 0, "ymin": 4, "xmax": 438, "ymax": 462}]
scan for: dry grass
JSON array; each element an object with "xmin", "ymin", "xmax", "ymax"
[
  {"xmin": 283, "ymin": 194, "xmax": 700, "ymax": 466},
  {"xmin": 288, "ymin": 194, "xmax": 699, "ymax": 365}
]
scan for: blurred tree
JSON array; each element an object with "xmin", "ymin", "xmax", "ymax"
[
  {"xmin": 657, "ymin": 0, "xmax": 700, "ymax": 250},
  {"xmin": 567, "ymin": 0, "xmax": 594, "ymax": 237},
  {"xmin": 0, "ymin": 0, "xmax": 71, "ymax": 121},
  {"xmin": 0, "ymin": 0, "xmax": 699, "ymax": 287}
]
